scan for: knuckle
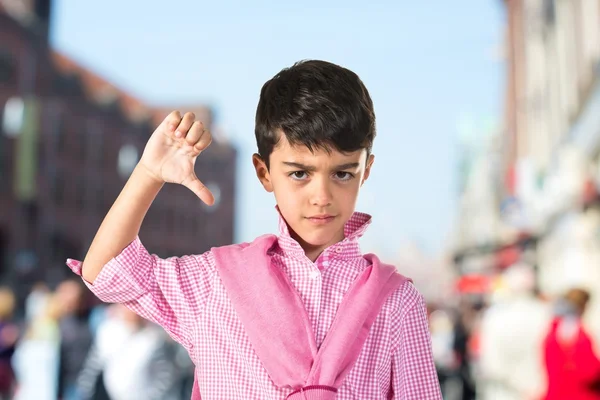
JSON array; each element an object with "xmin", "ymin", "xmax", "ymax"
[
  {"xmin": 186, "ymin": 135, "xmax": 197, "ymax": 145},
  {"xmin": 195, "ymin": 139, "xmax": 210, "ymax": 150},
  {"xmin": 185, "ymin": 122, "xmax": 202, "ymax": 141}
]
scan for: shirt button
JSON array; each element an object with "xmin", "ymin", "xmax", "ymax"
[
  {"xmin": 310, "ymin": 270, "xmax": 320, "ymax": 280},
  {"xmin": 335, "ymin": 247, "xmax": 343, "ymax": 253}
]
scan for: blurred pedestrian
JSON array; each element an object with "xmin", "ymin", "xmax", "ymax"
[
  {"xmin": 12, "ymin": 292, "xmax": 63, "ymax": 400},
  {"xmin": 76, "ymin": 304, "xmax": 182, "ymax": 400},
  {"xmin": 478, "ymin": 262, "xmax": 551, "ymax": 400},
  {"xmin": 56, "ymin": 279, "xmax": 94, "ymax": 400},
  {"xmin": 0, "ymin": 287, "xmax": 19, "ymax": 400},
  {"xmin": 543, "ymin": 288, "xmax": 600, "ymax": 400}
]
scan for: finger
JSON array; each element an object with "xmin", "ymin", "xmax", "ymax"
[
  {"xmin": 183, "ymin": 176, "xmax": 215, "ymax": 205},
  {"xmin": 185, "ymin": 121, "xmax": 205, "ymax": 146},
  {"xmin": 193, "ymin": 128, "xmax": 212, "ymax": 152},
  {"xmin": 163, "ymin": 111, "xmax": 182, "ymax": 134},
  {"xmin": 174, "ymin": 112, "xmax": 196, "ymax": 139}
]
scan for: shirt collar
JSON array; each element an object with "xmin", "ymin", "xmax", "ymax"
[{"xmin": 275, "ymin": 206, "xmax": 372, "ymax": 261}]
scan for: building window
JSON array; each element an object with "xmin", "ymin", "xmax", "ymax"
[
  {"xmin": 53, "ymin": 113, "xmax": 66, "ymax": 154},
  {"xmin": 157, "ymin": 206, "xmax": 166, "ymax": 231},
  {"xmin": 543, "ymin": 0, "xmax": 555, "ymax": 25},
  {"xmin": 0, "ymin": 103, "xmax": 4, "ymax": 188},
  {"xmin": 52, "ymin": 73, "xmax": 84, "ymax": 97},
  {"xmin": 167, "ymin": 209, "xmax": 175, "ymax": 233},
  {"xmin": 0, "ymin": 228, "xmax": 7, "ymax": 278},
  {"xmin": 179, "ymin": 213, "xmax": 188, "ymax": 234},
  {"xmin": 75, "ymin": 177, "xmax": 85, "ymax": 211},
  {"xmin": 52, "ymin": 171, "xmax": 65, "ymax": 206},
  {"xmin": 2, "ymin": 97, "xmax": 24, "ymax": 138},
  {"xmin": 0, "ymin": 50, "xmax": 15, "ymax": 83},
  {"xmin": 0, "ymin": 142, "xmax": 4, "ymax": 191},
  {"xmin": 77, "ymin": 123, "xmax": 87, "ymax": 162},
  {"xmin": 87, "ymin": 120, "xmax": 104, "ymax": 166},
  {"xmin": 96, "ymin": 186, "xmax": 104, "ymax": 214},
  {"xmin": 117, "ymin": 144, "xmax": 139, "ymax": 179}
]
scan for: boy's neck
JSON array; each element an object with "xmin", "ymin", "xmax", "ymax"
[{"xmin": 290, "ymin": 231, "xmax": 345, "ymax": 263}]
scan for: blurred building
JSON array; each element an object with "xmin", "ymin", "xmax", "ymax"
[
  {"xmin": 452, "ymin": 1, "xmax": 600, "ymax": 303},
  {"xmin": 496, "ymin": 0, "xmax": 600, "ymax": 332},
  {"xmin": 453, "ymin": 117, "xmax": 505, "ymax": 270},
  {"xmin": 0, "ymin": 1, "xmax": 237, "ymax": 301},
  {"xmin": 449, "ymin": 114, "xmax": 534, "ymax": 298}
]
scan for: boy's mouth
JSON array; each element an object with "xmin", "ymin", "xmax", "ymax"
[{"xmin": 305, "ymin": 215, "xmax": 336, "ymax": 225}]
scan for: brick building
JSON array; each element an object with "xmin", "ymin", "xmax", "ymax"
[{"xmin": 0, "ymin": 1, "xmax": 237, "ymax": 297}]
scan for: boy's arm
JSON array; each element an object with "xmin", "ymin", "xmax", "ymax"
[
  {"xmin": 80, "ymin": 110, "xmax": 214, "ymax": 284},
  {"xmin": 67, "ymin": 111, "xmax": 216, "ymax": 351},
  {"xmin": 390, "ymin": 283, "xmax": 442, "ymax": 400},
  {"xmin": 80, "ymin": 165, "xmax": 162, "ymax": 283},
  {"xmin": 67, "ymin": 239, "xmax": 217, "ymax": 352}
]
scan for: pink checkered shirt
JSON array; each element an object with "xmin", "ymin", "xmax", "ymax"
[{"xmin": 67, "ymin": 211, "xmax": 441, "ymax": 399}]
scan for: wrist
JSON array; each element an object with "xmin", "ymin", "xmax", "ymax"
[{"xmin": 134, "ymin": 162, "xmax": 165, "ymax": 186}]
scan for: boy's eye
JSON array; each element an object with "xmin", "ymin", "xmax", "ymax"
[
  {"xmin": 289, "ymin": 171, "xmax": 308, "ymax": 180},
  {"xmin": 335, "ymin": 172, "xmax": 354, "ymax": 181}
]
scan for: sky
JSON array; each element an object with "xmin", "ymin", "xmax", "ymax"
[{"xmin": 49, "ymin": 0, "xmax": 505, "ymax": 261}]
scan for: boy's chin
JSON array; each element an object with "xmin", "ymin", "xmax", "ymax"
[{"xmin": 294, "ymin": 229, "xmax": 342, "ymax": 249}]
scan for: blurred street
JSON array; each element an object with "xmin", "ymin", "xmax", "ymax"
[{"xmin": 2, "ymin": 0, "xmax": 600, "ymax": 399}]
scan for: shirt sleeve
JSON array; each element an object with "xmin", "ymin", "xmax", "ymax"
[
  {"xmin": 66, "ymin": 236, "xmax": 216, "ymax": 352},
  {"xmin": 391, "ymin": 282, "xmax": 442, "ymax": 400}
]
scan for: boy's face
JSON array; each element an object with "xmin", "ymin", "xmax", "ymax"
[{"xmin": 253, "ymin": 133, "xmax": 374, "ymax": 259}]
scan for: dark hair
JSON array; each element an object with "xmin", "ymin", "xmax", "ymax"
[
  {"xmin": 564, "ymin": 288, "xmax": 591, "ymax": 315},
  {"xmin": 255, "ymin": 60, "xmax": 376, "ymax": 168}
]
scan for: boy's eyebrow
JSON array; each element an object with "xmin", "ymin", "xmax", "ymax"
[
  {"xmin": 334, "ymin": 162, "xmax": 361, "ymax": 170},
  {"xmin": 282, "ymin": 162, "xmax": 316, "ymax": 171},
  {"xmin": 282, "ymin": 161, "xmax": 360, "ymax": 171}
]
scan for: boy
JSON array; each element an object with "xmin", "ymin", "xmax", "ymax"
[{"xmin": 67, "ymin": 60, "xmax": 442, "ymax": 399}]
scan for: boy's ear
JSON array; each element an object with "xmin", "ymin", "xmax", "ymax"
[
  {"xmin": 252, "ymin": 153, "xmax": 274, "ymax": 192},
  {"xmin": 361, "ymin": 154, "xmax": 375, "ymax": 186}
]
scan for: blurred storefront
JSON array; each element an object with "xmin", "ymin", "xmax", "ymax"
[
  {"xmin": 495, "ymin": 0, "xmax": 600, "ymax": 333},
  {"xmin": 452, "ymin": 1, "xmax": 600, "ymax": 313},
  {"xmin": 0, "ymin": 1, "xmax": 237, "ymax": 306},
  {"xmin": 450, "ymin": 114, "xmax": 532, "ymax": 298}
]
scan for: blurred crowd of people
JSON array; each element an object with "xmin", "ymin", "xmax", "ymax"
[
  {"xmin": 1, "ymin": 264, "xmax": 599, "ymax": 400},
  {"xmin": 429, "ymin": 263, "xmax": 600, "ymax": 400},
  {"xmin": 0, "ymin": 279, "xmax": 195, "ymax": 400}
]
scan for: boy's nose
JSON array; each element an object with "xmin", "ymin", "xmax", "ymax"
[{"xmin": 310, "ymin": 178, "xmax": 333, "ymax": 207}]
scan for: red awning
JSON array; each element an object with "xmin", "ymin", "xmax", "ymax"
[{"xmin": 456, "ymin": 274, "xmax": 490, "ymax": 294}]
